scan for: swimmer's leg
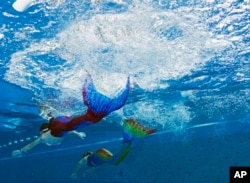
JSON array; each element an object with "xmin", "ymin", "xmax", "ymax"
[{"xmin": 82, "ymin": 74, "xmax": 130, "ymax": 116}]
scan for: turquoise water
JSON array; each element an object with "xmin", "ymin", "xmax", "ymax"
[{"xmin": 0, "ymin": 0, "xmax": 249, "ymax": 182}]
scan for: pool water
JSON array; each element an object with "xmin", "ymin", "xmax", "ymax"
[{"xmin": 0, "ymin": 0, "xmax": 249, "ymax": 182}]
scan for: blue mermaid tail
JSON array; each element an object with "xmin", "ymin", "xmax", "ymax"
[{"xmin": 82, "ymin": 75, "xmax": 130, "ymax": 116}]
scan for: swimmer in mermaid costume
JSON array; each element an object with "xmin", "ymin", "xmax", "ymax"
[
  {"xmin": 70, "ymin": 118, "xmax": 156, "ymax": 179},
  {"xmin": 12, "ymin": 75, "xmax": 130, "ymax": 157}
]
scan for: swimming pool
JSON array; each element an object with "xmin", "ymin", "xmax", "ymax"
[{"xmin": 0, "ymin": 0, "xmax": 249, "ymax": 182}]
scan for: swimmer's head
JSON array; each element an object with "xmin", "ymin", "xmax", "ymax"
[
  {"xmin": 40, "ymin": 123, "xmax": 50, "ymax": 133},
  {"xmin": 40, "ymin": 117, "xmax": 54, "ymax": 134},
  {"xmin": 82, "ymin": 151, "xmax": 93, "ymax": 158}
]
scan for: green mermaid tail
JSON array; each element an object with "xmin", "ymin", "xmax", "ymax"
[
  {"xmin": 122, "ymin": 118, "xmax": 156, "ymax": 143},
  {"xmin": 114, "ymin": 118, "xmax": 156, "ymax": 165}
]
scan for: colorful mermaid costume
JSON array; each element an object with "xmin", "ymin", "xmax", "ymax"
[
  {"xmin": 86, "ymin": 118, "xmax": 156, "ymax": 167},
  {"xmin": 49, "ymin": 75, "xmax": 130, "ymax": 137}
]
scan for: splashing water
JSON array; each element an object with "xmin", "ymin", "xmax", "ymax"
[{"xmin": 2, "ymin": 0, "xmax": 249, "ymax": 132}]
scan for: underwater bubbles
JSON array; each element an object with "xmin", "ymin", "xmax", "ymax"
[{"xmin": 0, "ymin": 135, "xmax": 38, "ymax": 149}]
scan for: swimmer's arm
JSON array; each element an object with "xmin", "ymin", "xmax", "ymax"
[
  {"xmin": 69, "ymin": 131, "xmax": 86, "ymax": 139},
  {"xmin": 71, "ymin": 157, "xmax": 87, "ymax": 179},
  {"xmin": 21, "ymin": 136, "xmax": 42, "ymax": 152},
  {"xmin": 12, "ymin": 136, "xmax": 42, "ymax": 156}
]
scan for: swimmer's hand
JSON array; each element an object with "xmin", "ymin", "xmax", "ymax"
[
  {"xmin": 71, "ymin": 131, "xmax": 86, "ymax": 139},
  {"xmin": 12, "ymin": 149, "xmax": 22, "ymax": 157},
  {"xmin": 78, "ymin": 132, "xmax": 86, "ymax": 139}
]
